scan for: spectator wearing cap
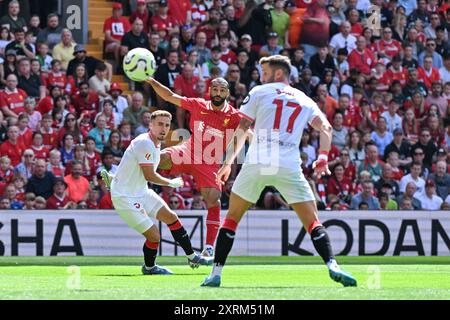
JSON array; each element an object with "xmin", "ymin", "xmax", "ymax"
[
  {"xmin": 108, "ymin": 82, "xmax": 128, "ymax": 122},
  {"xmin": 88, "ymin": 62, "xmax": 111, "ymax": 99},
  {"xmin": 201, "ymin": 46, "xmax": 228, "ymax": 79},
  {"xmin": 52, "ymin": 28, "xmax": 77, "ymax": 71},
  {"xmin": 237, "ymin": 34, "xmax": 259, "ymax": 67},
  {"xmin": 417, "ymin": 55, "xmax": 441, "ymax": 90},
  {"xmin": 67, "ymin": 45, "xmax": 103, "ymax": 79},
  {"xmin": 270, "ymin": 0, "xmax": 290, "ymax": 48},
  {"xmin": 150, "ymin": 0, "xmax": 180, "ymax": 39},
  {"xmin": 329, "ymin": 21, "xmax": 357, "ymax": 57},
  {"xmin": 0, "ymin": 73, "xmax": 28, "ymax": 118},
  {"xmin": 0, "ymin": 1, "xmax": 27, "ymax": 33},
  {"xmin": 381, "ymin": 99, "xmax": 402, "ymax": 134},
  {"xmin": 299, "ymin": 0, "xmax": 330, "ymax": 63},
  {"xmin": 103, "ymin": 2, "xmax": 131, "ymax": 69},
  {"xmin": 120, "ymin": 18, "xmax": 150, "ymax": 61},
  {"xmin": 129, "ymin": 0, "xmax": 151, "ymax": 33},
  {"xmin": 384, "ymin": 129, "xmax": 412, "ymax": 166},
  {"xmin": 259, "ymin": 32, "xmax": 283, "ymax": 57},
  {"xmin": 439, "ymin": 52, "xmax": 450, "ymax": 83},
  {"xmin": 412, "ymin": 127, "xmax": 438, "ymax": 169},
  {"xmin": 428, "ymin": 160, "xmax": 450, "ymax": 201},
  {"xmin": 418, "ymin": 38, "xmax": 443, "ymax": 69},
  {"xmin": 46, "ymin": 177, "xmax": 76, "ymax": 209},
  {"xmin": 348, "ymin": 36, "xmax": 376, "ymax": 76},
  {"xmin": 416, "ymin": 179, "xmax": 443, "ymax": 210},
  {"xmin": 4, "ymin": 27, "xmax": 34, "ymax": 59},
  {"xmin": 25, "ymin": 158, "xmax": 56, "ymax": 199},
  {"xmin": 64, "ymin": 160, "xmax": 90, "ymax": 204},
  {"xmin": 350, "ymin": 181, "xmax": 380, "ymax": 210}
]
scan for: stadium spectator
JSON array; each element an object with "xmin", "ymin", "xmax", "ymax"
[
  {"xmin": 379, "ymin": 192, "xmax": 398, "ymax": 210},
  {"xmin": 72, "ymin": 81, "xmax": 100, "ymax": 119},
  {"xmin": 65, "ymin": 143, "xmax": 90, "ymax": 178},
  {"xmin": 17, "ymin": 57, "xmax": 45, "ymax": 99},
  {"xmin": 374, "ymin": 163, "xmax": 401, "ymax": 197},
  {"xmin": 102, "ymin": 130, "xmax": 124, "ymax": 164},
  {"xmin": 25, "ymin": 158, "xmax": 55, "ymax": 199},
  {"xmin": 29, "ymin": 132, "xmax": 49, "ymax": 160},
  {"xmin": 88, "ymin": 62, "xmax": 111, "ymax": 99},
  {"xmin": 371, "ymin": 117, "xmax": 393, "ymax": 158},
  {"xmin": 67, "ymin": 45, "xmax": 104, "ymax": 79},
  {"xmin": 129, "ymin": 0, "xmax": 151, "ymax": 33},
  {"xmin": 348, "ymin": 36, "xmax": 376, "ymax": 76},
  {"xmin": 46, "ymin": 177, "xmax": 76, "ymax": 209},
  {"xmin": 329, "ymin": 21, "xmax": 356, "ymax": 57},
  {"xmin": 87, "ymin": 115, "xmax": 111, "ymax": 154},
  {"xmin": 0, "ymin": 1, "xmax": 27, "ymax": 32},
  {"xmin": 14, "ymin": 148, "xmax": 34, "ymax": 180},
  {"xmin": 350, "ymin": 181, "xmax": 380, "ymax": 210},
  {"xmin": 428, "ymin": 160, "xmax": 450, "ymax": 201},
  {"xmin": 384, "ymin": 129, "xmax": 412, "ymax": 167},
  {"xmin": 121, "ymin": 18, "xmax": 150, "ymax": 59},
  {"xmin": 358, "ymin": 141, "xmax": 383, "ymax": 182},
  {"xmin": 64, "ymin": 160, "xmax": 90, "ymax": 204},
  {"xmin": 84, "ymin": 136, "xmax": 101, "ymax": 179},
  {"xmin": 122, "ymin": 92, "xmax": 149, "ymax": 132},
  {"xmin": 0, "ymin": 125, "xmax": 25, "ymax": 166},
  {"xmin": 4, "ymin": 27, "xmax": 33, "ymax": 60},
  {"xmin": 416, "ymin": 179, "xmax": 443, "ymax": 210},
  {"xmin": 160, "ymin": 185, "xmax": 185, "ymax": 208},
  {"xmin": 1, "ymin": 73, "xmax": 27, "ymax": 118},
  {"xmin": 426, "ymin": 81, "xmax": 448, "ymax": 116},
  {"xmin": 418, "ymin": 38, "xmax": 443, "ymax": 69},
  {"xmin": 260, "ymin": 32, "xmax": 283, "ymax": 57},
  {"xmin": 418, "ymin": 55, "xmax": 441, "ymax": 90},
  {"xmin": 52, "ymin": 28, "xmax": 76, "ymax": 71},
  {"xmin": 412, "ymin": 128, "xmax": 438, "ymax": 169},
  {"xmin": 439, "ymin": 53, "xmax": 450, "ymax": 82},
  {"xmin": 400, "ymin": 161, "xmax": 426, "ymax": 195},
  {"xmin": 326, "ymin": 163, "xmax": 353, "ymax": 205},
  {"xmin": 96, "ymin": 150, "xmax": 118, "ymax": 176},
  {"xmin": 103, "ymin": 2, "xmax": 131, "ymax": 70},
  {"xmin": 331, "ymin": 112, "xmax": 348, "ymax": 151},
  {"xmin": 36, "ymin": 13, "xmax": 62, "ymax": 52},
  {"xmin": 134, "ymin": 111, "xmax": 151, "ymax": 136}
]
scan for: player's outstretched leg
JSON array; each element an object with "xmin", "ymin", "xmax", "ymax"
[
  {"xmin": 141, "ymin": 226, "xmax": 173, "ymax": 275},
  {"xmin": 201, "ymin": 187, "xmax": 222, "ymax": 257},
  {"xmin": 291, "ymin": 201, "xmax": 357, "ymax": 287},
  {"xmin": 156, "ymin": 206, "xmax": 213, "ymax": 268},
  {"xmin": 201, "ymin": 193, "xmax": 252, "ymax": 287}
]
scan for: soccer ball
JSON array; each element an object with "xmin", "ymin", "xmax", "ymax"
[{"xmin": 123, "ymin": 48, "xmax": 156, "ymax": 82}]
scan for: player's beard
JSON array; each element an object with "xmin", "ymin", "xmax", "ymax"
[{"xmin": 211, "ymin": 95, "xmax": 226, "ymax": 107}]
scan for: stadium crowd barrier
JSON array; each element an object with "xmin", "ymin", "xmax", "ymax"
[{"xmin": 0, "ymin": 210, "xmax": 448, "ymax": 256}]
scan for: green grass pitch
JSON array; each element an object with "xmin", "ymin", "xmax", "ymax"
[{"xmin": 1, "ymin": 256, "xmax": 449, "ymax": 300}]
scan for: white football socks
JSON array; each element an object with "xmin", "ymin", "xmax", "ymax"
[{"xmin": 210, "ymin": 263, "xmax": 223, "ymax": 277}]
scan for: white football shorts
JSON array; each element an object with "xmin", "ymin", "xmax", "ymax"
[
  {"xmin": 111, "ymin": 188, "xmax": 166, "ymax": 234},
  {"xmin": 231, "ymin": 164, "xmax": 316, "ymax": 204}
]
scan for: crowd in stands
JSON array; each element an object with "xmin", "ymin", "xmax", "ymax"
[{"xmin": 0, "ymin": 0, "xmax": 448, "ymax": 211}]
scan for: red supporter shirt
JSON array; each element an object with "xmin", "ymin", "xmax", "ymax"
[
  {"xmin": 168, "ymin": 0, "xmax": 191, "ymax": 25},
  {"xmin": 49, "ymin": 164, "xmax": 64, "ymax": 178},
  {"xmin": 348, "ymin": 48, "xmax": 377, "ymax": 75},
  {"xmin": 31, "ymin": 145, "xmax": 50, "ymax": 160},
  {"xmin": 103, "ymin": 16, "xmax": 131, "ymax": 42},
  {"xmin": 130, "ymin": 10, "xmax": 150, "ymax": 33},
  {"xmin": 326, "ymin": 176, "xmax": 353, "ymax": 197},
  {"xmin": 40, "ymin": 128, "xmax": 59, "ymax": 149},
  {"xmin": 343, "ymin": 104, "xmax": 361, "ymax": 130},
  {"xmin": 373, "ymin": 39, "xmax": 402, "ymax": 59},
  {"xmin": 0, "ymin": 140, "xmax": 26, "ymax": 166},
  {"xmin": 99, "ymin": 192, "xmax": 113, "ymax": 209},
  {"xmin": 296, "ymin": 0, "xmax": 316, "ymax": 8},
  {"xmin": 150, "ymin": 14, "xmax": 178, "ymax": 33},
  {"xmin": 384, "ymin": 66, "xmax": 408, "ymax": 87},
  {"xmin": 46, "ymin": 193, "xmax": 70, "ymax": 209},
  {"xmin": 344, "ymin": 163, "xmax": 357, "ymax": 182},
  {"xmin": 86, "ymin": 152, "xmax": 101, "ymax": 178},
  {"xmin": 350, "ymin": 23, "xmax": 364, "ymax": 37},
  {"xmin": 173, "ymin": 75, "xmax": 199, "ymax": 98},
  {"xmin": 417, "ymin": 67, "xmax": 441, "ymax": 90},
  {"xmin": 180, "ymin": 97, "xmax": 243, "ymax": 165},
  {"xmin": 220, "ymin": 50, "xmax": 237, "ymax": 65},
  {"xmin": 72, "ymin": 91, "xmax": 100, "ymax": 116},
  {"xmin": 0, "ymin": 88, "xmax": 28, "ymax": 115},
  {"xmin": 18, "ymin": 127, "xmax": 33, "ymax": 148},
  {"xmin": 45, "ymin": 72, "xmax": 67, "ymax": 89}
]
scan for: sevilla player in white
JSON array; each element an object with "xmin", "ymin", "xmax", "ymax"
[
  {"xmin": 102, "ymin": 110, "xmax": 212, "ymax": 275},
  {"xmin": 201, "ymin": 55, "xmax": 357, "ymax": 287}
]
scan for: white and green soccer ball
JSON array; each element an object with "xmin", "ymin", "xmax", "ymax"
[{"xmin": 123, "ymin": 48, "xmax": 156, "ymax": 82}]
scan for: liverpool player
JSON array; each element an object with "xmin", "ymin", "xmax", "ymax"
[
  {"xmin": 146, "ymin": 77, "xmax": 244, "ymax": 256},
  {"xmin": 201, "ymin": 55, "xmax": 357, "ymax": 287}
]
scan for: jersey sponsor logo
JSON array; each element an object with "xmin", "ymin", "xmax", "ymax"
[
  {"xmin": 145, "ymin": 153, "xmax": 152, "ymax": 160},
  {"xmin": 276, "ymin": 89, "xmax": 294, "ymax": 96}
]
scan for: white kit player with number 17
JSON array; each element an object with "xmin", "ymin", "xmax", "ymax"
[
  {"xmin": 201, "ymin": 55, "xmax": 357, "ymax": 287},
  {"xmin": 101, "ymin": 110, "xmax": 212, "ymax": 275}
]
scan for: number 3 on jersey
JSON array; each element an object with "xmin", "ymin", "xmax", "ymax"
[{"xmin": 272, "ymin": 99, "xmax": 302, "ymax": 133}]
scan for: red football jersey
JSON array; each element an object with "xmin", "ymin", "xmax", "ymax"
[
  {"xmin": 31, "ymin": 145, "xmax": 50, "ymax": 160},
  {"xmin": 373, "ymin": 39, "xmax": 402, "ymax": 59},
  {"xmin": 0, "ymin": 88, "xmax": 28, "ymax": 115},
  {"xmin": 103, "ymin": 17, "xmax": 131, "ymax": 42},
  {"xmin": 40, "ymin": 128, "xmax": 59, "ymax": 149},
  {"xmin": 45, "ymin": 72, "xmax": 67, "ymax": 89},
  {"xmin": 86, "ymin": 152, "xmax": 101, "ymax": 178},
  {"xmin": 179, "ymin": 97, "xmax": 243, "ymax": 164},
  {"xmin": 0, "ymin": 140, "xmax": 26, "ymax": 166},
  {"xmin": 18, "ymin": 127, "xmax": 33, "ymax": 148},
  {"xmin": 46, "ymin": 194, "xmax": 70, "ymax": 209}
]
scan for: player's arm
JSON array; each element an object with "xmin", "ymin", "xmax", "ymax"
[
  {"xmin": 310, "ymin": 114, "xmax": 333, "ymax": 179},
  {"xmin": 146, "ymin": 77, "xmax": 183, "ymax": 107},
  {"xmin": 141, "ymin": 165, "xmax": 183, "ymax": 188}
]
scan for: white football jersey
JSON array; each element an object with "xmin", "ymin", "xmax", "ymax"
[
  {"xmin": 239, "ymin": 82, "xmax": 326, "ymax": 169},
  {"xmin": 111, "ymin": 132, "xmax": 160, "ymax": 198}
]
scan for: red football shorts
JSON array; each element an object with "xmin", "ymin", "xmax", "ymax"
[{"xmin": 162, "ymin": 144, "xmax": 222, "ymax": 191}]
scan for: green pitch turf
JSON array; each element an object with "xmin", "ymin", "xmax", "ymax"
[{"xmin": 0, "ymin": 256, "xmax": 449, "ymax": 300}]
